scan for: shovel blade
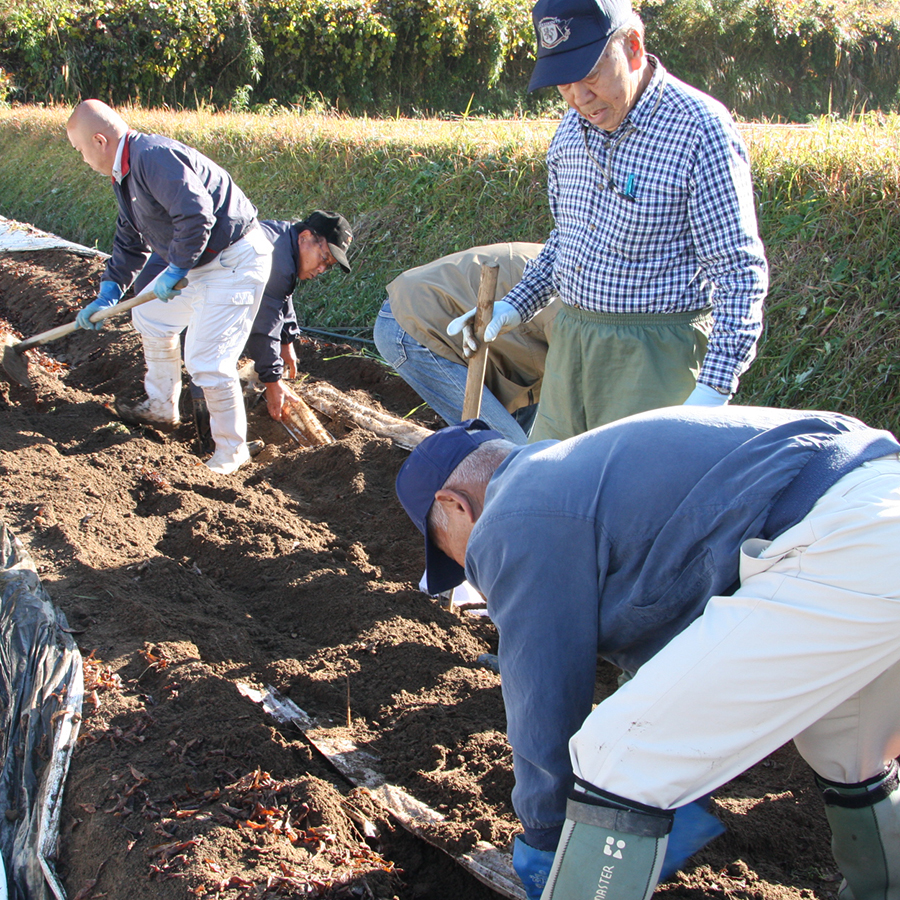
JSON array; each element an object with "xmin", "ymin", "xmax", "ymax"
[{"xmin": 1, "ymin": 336, "xmax": 31, "ymax": 386}]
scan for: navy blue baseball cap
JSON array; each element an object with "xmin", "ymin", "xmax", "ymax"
[
  {"xmin": 528, "ymin": 0, "xmax": 632, "ymax": 91},
  {"xmin": 396, "ymin": 419, "xmax": 505, "ymax": 595}
]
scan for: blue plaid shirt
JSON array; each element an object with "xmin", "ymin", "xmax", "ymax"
[{"xmin": 504, "ymin": 59, "xmax": 768, "ymax": 394}]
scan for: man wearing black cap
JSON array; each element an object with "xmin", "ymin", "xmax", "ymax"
[
  {"xmin": 133, "ymin": 211, "xmax": 353, "ymax": 450},
  {"xmin": 395, "ymin": 412, "xmax": 900, "ymax": 900},
  {"xmin": 244, "ymin": 211, "xmax": 352, "ymax": 423},
  {"xmin": 451, "ymin": 0, "xmax": 768, "ymax": 440}
]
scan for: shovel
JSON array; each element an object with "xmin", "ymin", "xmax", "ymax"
[
  {"xmin": 1, "ymin": 280, "xmax": 186, "ymax": 387},
  {"xmin": 461, "ymin": 263, "xmax": 500, "ymax": 420},
  {"xmin": 448, "ymin": 263, "xmax": 500, "ymax": 614}
]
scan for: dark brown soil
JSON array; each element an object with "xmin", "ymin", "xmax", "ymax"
[{"xmin": 0, "ymin": 249, "xmax": 841, "ymax": 900}]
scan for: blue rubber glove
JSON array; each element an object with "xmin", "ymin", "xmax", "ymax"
[
  {"xmin": 512, "ymin": 835, "xmax": 554, "ymax": 900},
  {"xmin": 447, "ymin": 300, "xmax": 523, "ymax": 357},
  {"xmin": 683, "ymin": 382, "xmax": 731, "ymax": 406},
  {"xmin": 75, "ymin": 281, "xmax": 123, "ymax": 331},
  {"xmin": 153, "ymin": 265, "xmax": 189, "ymax": 302},
  {"xmin": 659, "ymin": 796, "xmax": 726, "ymax": 881}
]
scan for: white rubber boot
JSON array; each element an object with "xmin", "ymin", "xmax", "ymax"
[
  {"xmin": 115, "ymin": 335, "xmax": 182, "ymax": 428},
  {"xmin": 203, "ymin": 380, "xmax": 251, "ymax": 475}
]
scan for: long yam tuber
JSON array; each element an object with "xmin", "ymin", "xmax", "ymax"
[
  {"xmin": 298, "ymin": 382, "xmax": 432, "ymax": 449},
  {"xmin": 280, "ymin": 384, "xmax": 334, "ymax": 446}
]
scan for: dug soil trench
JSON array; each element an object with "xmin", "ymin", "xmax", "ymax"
[{"xmin": 0, "ymin": 248, "xmax": 841, "ymax": 900}]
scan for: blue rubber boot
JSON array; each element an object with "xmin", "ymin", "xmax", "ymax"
[{"xmin": 512, "ymin": 835, "xmax": 555, "ymax": 900}]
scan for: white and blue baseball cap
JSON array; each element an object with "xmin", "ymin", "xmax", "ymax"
[
  {"xmin": 395, "ymin": 419, "xmax": 504, "ymax": 595},
  {"xmin": 528, "ymin": 0, "xmax": 633, "ymax": 91}
]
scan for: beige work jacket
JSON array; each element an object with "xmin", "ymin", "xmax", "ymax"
[{"xmin": 387, "ymin": 243, "xmax": 558, "ymax": 413}]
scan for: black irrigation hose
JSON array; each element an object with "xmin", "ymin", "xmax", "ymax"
[{"xmin": 298, "ymin": 326, "xmax": 376, "ymax": 346}]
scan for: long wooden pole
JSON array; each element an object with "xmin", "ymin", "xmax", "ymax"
[{"xmin": 461, "ymin": 263, "xmax": 499, "ymax": 421}]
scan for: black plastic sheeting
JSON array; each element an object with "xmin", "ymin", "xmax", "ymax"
[{"xmin": 0, "ymin": 522, "xmax": 82, "ymax": 900}]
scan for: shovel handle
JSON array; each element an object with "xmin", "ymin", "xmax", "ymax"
[
  {"xmin": 461, "ymin": 263, "xmax": 499, "ymax": 421},
  {"xmin": 14, "ymin": 278, "xmax": 188, "ymax": 354}
]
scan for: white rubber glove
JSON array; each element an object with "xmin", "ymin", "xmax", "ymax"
[
  {"xmin": 447, "ymin": 307, "xmax": 479, "ymax": 357},
  {"xmin": 447, "ymin": 300, "xmax": 523, "ymax": 358},
  {"xmin": 684, "ymin": 383, "xmax": 731, "ymax": 406}
]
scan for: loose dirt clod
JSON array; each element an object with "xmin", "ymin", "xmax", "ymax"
[{"xmin": 0, "ymin": 247, "xmax": 844, "ymax": 900}]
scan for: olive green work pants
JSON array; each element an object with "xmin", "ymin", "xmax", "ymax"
[{"xmin": 529, "ymin": 304, "xmax": 712, "ymax": 442}]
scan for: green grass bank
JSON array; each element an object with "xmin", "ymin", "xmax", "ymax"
[{"xmin": 1, "ymin": 106, "xmax": 899, "ymax": 434}]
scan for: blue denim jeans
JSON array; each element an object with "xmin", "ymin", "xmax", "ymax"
[{"xmin": 373, "ymin": 299, "xmax": 534, "ymax": 444}]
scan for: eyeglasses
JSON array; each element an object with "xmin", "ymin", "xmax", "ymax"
[
  {"xmin": 318, "ymin": 237, "xmax": 338, "ymax": 268},
  {"xmin": 577, "ymin": 68, "xmax": 666, "ymax": 204},
  {"xmin": 580, "ymin": 118, "xmax": 638, "ymax": 202}
]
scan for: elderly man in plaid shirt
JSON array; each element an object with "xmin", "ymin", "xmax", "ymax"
[{"xmin": 452, "ymin": 0, "xmax": 768, "ymax": 440}]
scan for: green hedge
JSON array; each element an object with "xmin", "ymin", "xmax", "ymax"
[
  {"xmin": 0, "ymin": 0, "xmax": 537, "ymax": 115},
  {"xmin": 642, "ymin": 0, "xmax": 900, "ymax": 120},
  {"xmin": 2, "ymin": 0, "xmax": 900, "ymax": 118}
]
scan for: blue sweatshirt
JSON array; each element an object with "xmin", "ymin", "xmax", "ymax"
[{"xmin": 464, "ymin": 405, "xmax": 899, "ymax": 848}]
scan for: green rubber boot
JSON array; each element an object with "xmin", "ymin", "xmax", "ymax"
[
  {"xmin": 817, "ymin": 760, "xmax": 900, "ymax": 900},
  {"xmin": 543, "ymin": 779, "xmax": 673, "ymax": 900}
]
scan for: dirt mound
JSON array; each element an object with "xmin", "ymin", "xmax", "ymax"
[{"xmin": 0, "ymin": 249, "xmax": 840, "ymax": 900}]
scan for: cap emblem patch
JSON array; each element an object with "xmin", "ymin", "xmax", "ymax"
[{"xmin": 538, "ymin": 16, "xmax": 572, "ymax": 49}]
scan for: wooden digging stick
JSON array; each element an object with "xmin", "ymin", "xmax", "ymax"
[{"xmin": 461, "ymin": 263, "xmax": 499, "ymax": 421}]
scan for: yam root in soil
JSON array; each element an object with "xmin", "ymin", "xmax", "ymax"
[
  {"xmin": 280, "ymin": 384, "xmax": 335, "ymax": 447},
  {"xmin": 298, "ymin": 381, "xmax": 432, "ymax": 450}
]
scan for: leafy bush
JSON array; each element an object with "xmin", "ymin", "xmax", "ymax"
[
  {"xmin": 643, "ymin": 0, "xmax": 900, "ymax": 119},
  {"xmin": 0, "ymin": 0, "xmax": 537, "ymax": 114},
  {"xmin": 1, "ymin": 0, "xmax": 900, "ymax": 118},
  {"xmin": 254, "ymin": 0, "xmax": 395, "ymax": 108},
  {"xmin": 0, "ymin": 0, "xmax": 265, "ymax": 108}
]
